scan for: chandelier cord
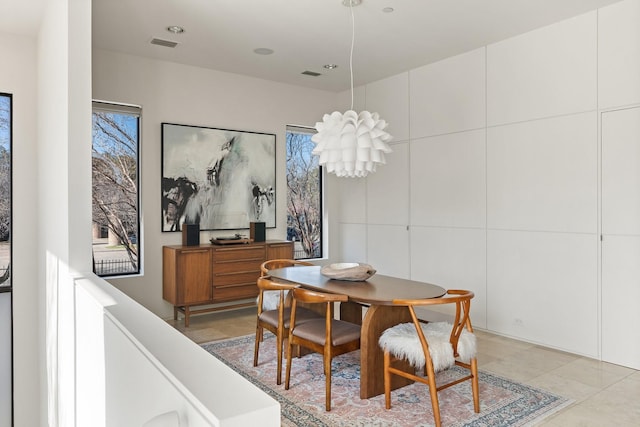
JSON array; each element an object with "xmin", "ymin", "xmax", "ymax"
[{"xmin": 349, "ymin": 3, "xmax": 355, "ymax": 111}]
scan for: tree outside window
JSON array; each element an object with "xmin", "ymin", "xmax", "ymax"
[
  {"xmin": 286, "ymin": 126, "xmax": 322, "ymax": 260},
  {"xmin": 92, "ymin": 102, "xmax": 141, "ymax": 276}
]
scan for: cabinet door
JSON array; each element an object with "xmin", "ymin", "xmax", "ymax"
[
  {"xmin": 177, "ymin": 248, "xmax": 212, "ymax": 304},
  {"xmin": 601, "ymin": 107, "xmax": 640, "ymax": 370},
  {"xmin": 266, "ymin": 241, "xmax": 293, "ymax": 259}
]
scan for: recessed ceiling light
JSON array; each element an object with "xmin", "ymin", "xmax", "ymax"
[
  {"xmin": 382, "ymin": 7, "xmax": 394, "ymax": 13},
  {"xmin": 343, "ymin": 0, "xmax": 362, "ymax": 6},
  {"xmin": 167, "ymin": 26, "xmax": 184, "ymax": 34},
  {"xmin": 323, "ymin": 64, "xmax": 338, "ymax": 70},
  {"xmin": 254, "ymin": 48, "xmax": 274, "ymax": 55}
]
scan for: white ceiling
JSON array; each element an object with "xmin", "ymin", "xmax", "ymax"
[{"xmin": 2, "ymin": 0, "xmax": 624, "ymax": 92}]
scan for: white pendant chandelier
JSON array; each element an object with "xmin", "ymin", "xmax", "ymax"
[{"xmin": 311, "ymin": 0, "xmax": 392, "ymax": 178}]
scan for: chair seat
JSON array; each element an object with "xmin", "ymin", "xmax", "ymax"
[
  {"xmin": 258, "ymin": 306, "xmax": 320, "ymax": 328},
  {"xmin": 379, "ymin": 321, "xmax": 476, "ymax": 372},
  {"xmin": 292, "ymin": 319, "xmax": 361, "ymax": 346}
]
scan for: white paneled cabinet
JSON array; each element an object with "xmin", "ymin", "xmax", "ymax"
[
  {"xmin": 487, "ymin": 113, "xmax": 598, "ymax": 233},
  {"xmin": 602, "ymin": 108, "xmax": 640, "ymax": 235},
  {"xmin": 367, "ymin": 224, "xmax": 410, "ymax": 279},
  {"xmin": 366, "ymin": 73, "xmax": 410, "ymax": 142},
  {"xmin": 331, "ymin": 0, "xmax": 640, "ymax": 369},
  {"xmin": 336, "ymin": 175, "xmax": 367, "ymax": 224},
  {"xmin": 367, "ymin": 142, "xmax": 409, "ymax": 226},
  {"xmin": 598, "ymin": 0, "xmax": 640, "ymax": 109},
  {"xmin": 410, "ymin": 130, "xmax": 486, "ymax": 228},
  {"xmin": 410, "ymin": 47, "xmax": 486, "ymax": 138},
  {"xmin": 487, "ymin": 230, "xmax": 598, "ymax": 356},
  {"xmin": 601, "ymin": 107, "xmax": 640, "ymax": 369},
  {"xmin": 601, "ymin": 236, "xmax": 640, "ymax": 369},
  {"xmin": 410, "ymin": 226, "xmax": 487, "ymax": 328},
  {"xmin": 487, "ymin": 12, "xmax": 597, "ymax": 126},
  {"xmin": 338, "ymin": 223, "xmax": 367, "ymax": 264}
]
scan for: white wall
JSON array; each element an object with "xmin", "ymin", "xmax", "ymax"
[
  {"xmin": 92, "ymin": 50, "xmax": 339, "ymax": 318},
  {"xmin": 36, "ymin": 0, "xmax": 94, "ymax": 425},
  {"xmin": 0, "ymin": 30, "xmax": 40, "ymax": 426},
  {"xmin": 0, "ymin": 292, "xmax": 10, "ymax": 426},
  {"xmin": 336, "ymin": 0, "xmax": 640, "ymax": 365}
]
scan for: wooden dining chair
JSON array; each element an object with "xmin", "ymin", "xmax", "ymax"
[
  {"xmin": 285, "ymin": 287, "xmax": 361, "ymax": 411},
  {"xmin": 378, "ymin": 289, "xmax": 479, "ymax": 427},
  {"xmin": 259, "ymin": 259, "xmax": 313, "ymax": 310},
  {"xmin": 253, "ymin": 276, "xmax": 321, "ymax": 384}
]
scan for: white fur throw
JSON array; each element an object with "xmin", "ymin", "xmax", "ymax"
[
  {"xmin": 258, "ymin": 290, "xmax": 288, "ymax": 311},
  {"xmin": 379, "ymin": 322, "xmax": 477, "ymax": 372}
]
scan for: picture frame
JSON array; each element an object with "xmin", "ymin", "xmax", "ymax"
[{"xmin": 161, "ymin": 122, "xmax": 276, "ymax": 232}]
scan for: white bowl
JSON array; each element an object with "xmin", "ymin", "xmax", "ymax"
[{"xmin": 320, "ymin": 263, "xmax": 376, "ymax": 281}]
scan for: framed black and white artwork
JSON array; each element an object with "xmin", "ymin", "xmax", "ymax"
[{"xmin": 161, "ymin": 122, "xmax": 276, "ymax": 231}]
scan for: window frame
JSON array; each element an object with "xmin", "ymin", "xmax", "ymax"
[
  {"xmin": 0, "ymin": 92, "xmax": 12, "ymax": 293},
  {"xmin": 91, "ymin": 100, "xmax": 142, "ymax": 277},
  {"xmin": 285, "ymin": 125, "xmax": 324, "ymax": 260}
]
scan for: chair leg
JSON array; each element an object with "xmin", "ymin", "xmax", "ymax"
[
  {"xmin": 276, "ymin": 328, "xmax": 284, "ymax": 385},
  {"xmin": 284, "ymin": 339, "xmax": 293, "ymax": 390},
  {"xmin": 471, "ymin": 358, "xmax": 480, "ymax": 413},
  {"xmin": 426, "ymin": 363, "xmax": 442, "ymax": 427},
  {"xmin": 253, "ymin": 325, "xmax": 262, "ymax": 367},
  {"xmin": 383, "ymin": 351, "xmax": 392, "ymax": 409},
  {"xmin": 324, "ymin": 356, "xmax": 332, "ymax": 411}
]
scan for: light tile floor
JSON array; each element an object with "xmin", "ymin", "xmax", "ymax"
[{"xmin": 168, "ymin": 308, "xmax": 640, "ymax": 426}]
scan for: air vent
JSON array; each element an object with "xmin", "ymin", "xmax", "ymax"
[
  {"xmin": 301, "ymin": 71, "xmax": 322, "ymax": 77},
  {"xmin": 150, "ymin": 38, "xmax": 178, "ymax": 48}
]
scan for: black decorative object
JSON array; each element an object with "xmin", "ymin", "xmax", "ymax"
[
  {"xmin": 182, "ymin": 223, "xmax": 200, "ymax": 246},
  {"xmin": 250, "ymin": 222, "xmax": 266, "ymax": 242}
]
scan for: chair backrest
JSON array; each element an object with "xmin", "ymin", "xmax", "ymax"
[
  {"xmin": 260, "ymin": 259, "xmax": 313, "ymax": 275},
  {"xmin": 256, "ymin": 276, "xmax": 298, "ymax": 315},
  {"xmin": 393, "ymin": 289, "xmax": 474, "ymax": 357},
  {"xmin": 289, "ymin": 287, "xmax": 348, "ymax": 329}
]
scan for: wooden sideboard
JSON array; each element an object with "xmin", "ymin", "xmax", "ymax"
[{"xmin": 163, "ymin": 240, "xmax": 293, "ymax": 326}]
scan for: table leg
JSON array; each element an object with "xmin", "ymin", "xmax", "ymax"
[
  {"xmin": 340, "ymin": 301, "xmax": 363, "ymax": 325},
  {"xmin": 360, "ymin": 305, "xmax": 414, "ymax": 399}
]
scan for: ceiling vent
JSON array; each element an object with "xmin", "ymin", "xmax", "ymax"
[
  {"xmin": 301, "ymin": 71, "xmax": 322, "ymax": 77},
  {"xmin": 150, "ymin": 38, "xmax": 178, "ymax": 48}
]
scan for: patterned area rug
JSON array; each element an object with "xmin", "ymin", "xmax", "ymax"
[{"xmin": 202, "ymin": 334, "xmax": 572, "ymax": 426}]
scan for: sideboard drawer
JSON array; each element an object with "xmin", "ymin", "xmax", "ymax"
[
  {"xmin": 212, "ymin": 259, "xmax": 263, "ymax": 275},
  {"xmin": 213, "ymin": 283, "xmax": 259, "ymax": 302},
  {"xmin": 213, "ymin": 269, "xmax": 261, "ymax": 287},
  {"xmin": 212, "ymin": 245, "xmax": 266, "ymax": 262}
]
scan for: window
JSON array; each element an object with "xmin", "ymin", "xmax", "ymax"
[
  {"xmin": 92, "ymin": 101, "xmax": 141, "ymax": 276},
  {"xmin": 286, "ymin": 126, "xmax": 323, "ymax": 259},
  {"xmin": 0, "ymin": 93, "xmax": 12, "ymax": 426},
  {"xmin": 0, "ymin": 94, "xmax": 11, "ymax": 290}
]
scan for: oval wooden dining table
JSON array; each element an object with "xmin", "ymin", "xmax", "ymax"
[{"xmin": 267, "ymin": 265, "xmax": 446, "ymax": 399}]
